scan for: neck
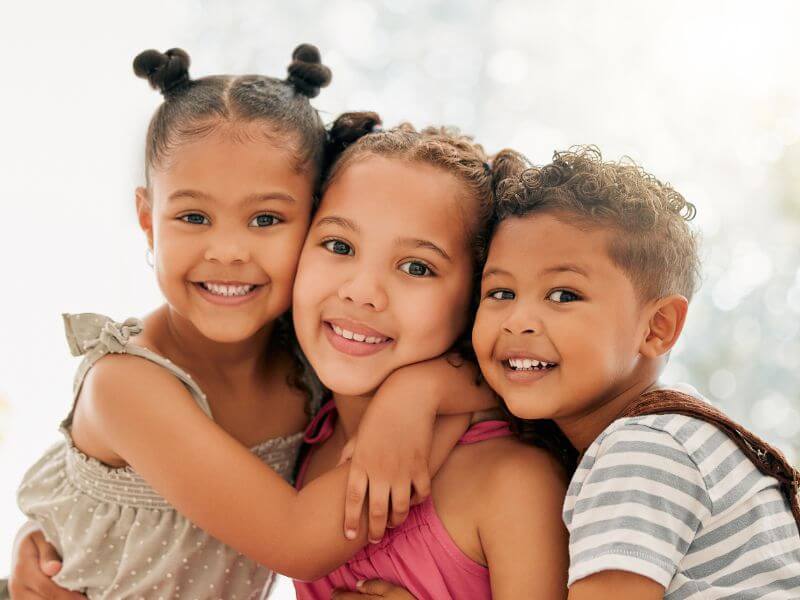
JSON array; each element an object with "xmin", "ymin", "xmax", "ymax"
[
  {"xmin": 159, "ymin": 306, "xmax": 275, "ymax": 381},
  {"xmin": 332, "ymin": 390, "xmax": 376, "ymax": 440},
  {"xmin": 555, "ymin": 365, "xmax": 661, "ymax": 452}
]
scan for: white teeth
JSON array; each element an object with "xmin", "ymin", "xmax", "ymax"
[
  {"xmin": 507, "ymin": 357, "xmax": 556, "ymax": 371},
  {"xmin": 330, "ymin": 324, "xmax": 387, "ymax": 344},
  {"xmin": 203, "ymin": 283, "xmax": 255, "ymax": 297}
]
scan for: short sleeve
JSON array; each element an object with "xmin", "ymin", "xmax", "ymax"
[{"xmin": 565, "ymin": 423, "xmax": 712, "ymax": 588}]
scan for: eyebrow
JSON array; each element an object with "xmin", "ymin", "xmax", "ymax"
[
  {"xmin": 315, "ymin": 215, "xmax": 359, "ymax": 232},
  {"xmin": 482, "ymin": 267, "xmax": 512, "ymax": 280},
  {"xmin": 541, "ymin": 263, "xmax": 590, "ymax": 278},
  {"xmin": 482, "ymin": 263, "xmax": 589, "ymax": 280},
  {"xmin": 398, "ymin": 238, "xmax": 451, "ymax": 262},
  {"xmin": 167, "ymin": 190, "xmax": 296, "ymax": 204}
]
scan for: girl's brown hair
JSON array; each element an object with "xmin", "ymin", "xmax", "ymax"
[{"xmin": 133, "ymin": 44, "xmax": 332, "ymax": 184}]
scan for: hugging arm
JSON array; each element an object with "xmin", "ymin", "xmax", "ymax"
[{"xmin": 340, "ymin": 355, "xmax": 498, "ymax": 540}]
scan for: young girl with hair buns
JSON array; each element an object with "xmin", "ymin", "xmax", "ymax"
[{"xmin": 5, "ymin": 46, "xmax": 499, "ymax": 599}]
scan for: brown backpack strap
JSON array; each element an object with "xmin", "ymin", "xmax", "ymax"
[{"xmin": 621, "ymin": 389, "xmax": 800, "ymax": 535}]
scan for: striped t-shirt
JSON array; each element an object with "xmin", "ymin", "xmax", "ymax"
[{"xmin": 564, "ymin": 413, "xmax": 800, "ymax": 599}]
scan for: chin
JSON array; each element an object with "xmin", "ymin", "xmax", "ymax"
[{"xmin": 314, "ymin": 368, "xmax": 382, "ymax": 397}]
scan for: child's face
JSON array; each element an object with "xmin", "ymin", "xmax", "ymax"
[
  {"xmin": 472, "ymin": 213, "xmax": 651, "ymax": 423},
  {"xmin": 138, "ymin": 126, "xmax": 315, "ymax": 343},
  {"xmin": 293, "ymin": 156, "xmax": 474, "ymax": 396}
]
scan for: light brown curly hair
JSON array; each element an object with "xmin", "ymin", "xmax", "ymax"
[{"xmin": 493, "ymin": 145, "xmax": 701, "ymax": 301}]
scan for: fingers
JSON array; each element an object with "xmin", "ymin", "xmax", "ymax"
[
  {"xmin": 367, "ymin": 480, "xmax": 390, "ymax": 543},
  {"xmin": 409, "ymin": 470, "xmax": 431, "ymax": 506},
  {"xmin": 338, "ymin": 438, "xmax": 356, "ymax": 467},
  {"xmin": 388, "ymin": 480, "xmax": 410, "ymax": 529},
  {"xmin": 32, "ymin": 532, "xmax": 62, "ymax": 577},
  {"xmin": 357, "ymin": 579, "xmax": 398, "ymax": 595},
  {"xmin": 343, "ymin": 465, "xmax": 368, "ymax": 540}
]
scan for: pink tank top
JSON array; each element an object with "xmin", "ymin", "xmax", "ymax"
[{"xmin": 293, "ymin": 401, "xmax": 511, "ymax": 600}]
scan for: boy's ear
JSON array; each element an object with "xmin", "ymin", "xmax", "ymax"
[
  {"xmin": 639, "ymin": 294, "xmax": 689, "ymax": 358},
  {"xmin": 135, "ymin": 187, "xmax": 154, "ymax": 249}
]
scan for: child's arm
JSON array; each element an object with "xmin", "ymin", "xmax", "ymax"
[
  {"xmin": 479, "ymin": 444, "xmax": 570, "ymax": 599},
  {"xmin": 340, "ymin": 355, "xmax": 497, "ymax": 541},
  {"xmin": 7, "ymin": 525, "xmax": 86, "ymax": 599},
  {"xmin": 72, "ymin": 354, "xmax": 462, "ymax": 581},
  {"xmin": 568, "ymin": 572, "xmax": 664, "ymax": 600}
]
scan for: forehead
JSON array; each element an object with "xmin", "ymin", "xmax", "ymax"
[
  {"xmin": 319, "ymin": 156, "xmax": 468, "ymax": 247},
  {"xmin": 487, "ymin": 213, "xmax": 615, "ymax": 274},
  {"xmin": 151, "ymin": 125, "xmax": 312, "ymax": 198}
]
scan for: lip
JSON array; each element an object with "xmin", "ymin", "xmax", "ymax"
[
  {"xmin": 501, "ymin": 362, "xmax": 557, "ymax": 383},
  {"xmin": 191, "ymin": 281, "xmax": 265, "ymax": 306},
  {"xmin": 322, "ymin": 321, "xmax": 393, "ymax": 357}
]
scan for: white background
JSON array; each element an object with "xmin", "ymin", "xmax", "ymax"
[{"xmin": 2, "ymin": 1, "xmax": 799, "ymax": 597}]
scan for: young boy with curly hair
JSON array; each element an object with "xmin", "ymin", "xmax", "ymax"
[{"xmin": 472, "ymin": 146, "xmax": 800, "ymax": 599}]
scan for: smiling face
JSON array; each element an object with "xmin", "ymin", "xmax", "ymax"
[
  {"xmin": 292, "ymin": 156, "xmax": 475, "ymax": 396},
  {"xmin": 472, "ymin": 213, "xmax": 652, "ymax": 424},
  {"xmin": 138, "ymin": 124, "xmax": 315, "ymax": 343}
]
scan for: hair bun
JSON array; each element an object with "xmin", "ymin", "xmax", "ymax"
[
  {"xmin": 133, "ymin": 48, "xmax": 191, "ymax": 97},
  {"xmin": 286, "ymin": 43, "xmax": 332, "ymax": 98},
  {"xmin": 327, "ymin": 111, "xmax": 382, "ymax": 158}
]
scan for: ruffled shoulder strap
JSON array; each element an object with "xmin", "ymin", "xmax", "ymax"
[{"xmin": 61, "ymin": 313, "xmax": 213, "ymax": 423}]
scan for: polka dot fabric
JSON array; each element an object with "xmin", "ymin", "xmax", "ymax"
[{"xmin": 17, "ymin": 313, "xmax": 303, "ymax": 599}]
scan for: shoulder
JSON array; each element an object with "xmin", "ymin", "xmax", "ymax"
[
  {"xmin": 79, "ymin": 353, "xmax": 196, "ymax": 427},
  {"xmin": 477, "ymin": 437, "xmax": 568, "ymax": 509}
]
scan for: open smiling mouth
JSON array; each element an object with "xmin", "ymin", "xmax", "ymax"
[
  {"xmin": 503, "ymin": 358, "xmax": 558, "ymax": 372},
  {"xmin": 323, "ymin": 321, "xmax": 394, "ymax": 357},
  {"xmin": 500, "ymin": 357, "xmax": 559, "ymax": 382},
  {"xmin": 192, "ymin": 281, "xmax": 265, "ymax": 304}
]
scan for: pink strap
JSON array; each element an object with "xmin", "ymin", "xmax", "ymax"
[
  {"xmin": 304, "ymin": 400, "xmax": 338, "ymax": 444},
  {"xmin": 458, "ymin": 420, "xmax": 511, "ymax": 445}
]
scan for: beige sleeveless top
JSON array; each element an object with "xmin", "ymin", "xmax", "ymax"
[{"xmin": 17, "ymin": 313, "xmax": 305, "ymax": 599}]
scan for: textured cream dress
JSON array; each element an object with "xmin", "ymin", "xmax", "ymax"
[{"xmin": 16, "ymin": 313, "xmax": 305, "ymax": 599}]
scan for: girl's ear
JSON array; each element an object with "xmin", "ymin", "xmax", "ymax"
[
  {"xmin": 639, "ymin": 294, "xmax": 689, "ymax": 358},
  {"xmin": 135, "ymin": 187, "xmax": 154, "ymax": 249}
]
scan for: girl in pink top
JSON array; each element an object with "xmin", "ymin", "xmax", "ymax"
[{"xmin": 289, "ymin": 113, "xmax": 570, "ymax": 599}]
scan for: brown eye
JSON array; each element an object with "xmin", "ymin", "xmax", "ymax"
[
  {"xmin": 249, "ymin": 214, "xmax": 281, "ymax": 228},
  {"xmin": 399, "ymin": 261, "xmax": 433, "ymax": 277},
  {"xmin": 323, "ymin": 239, "xmax": 354, "ymax": 256},
  {"xmin": 548, "ymin": 289, "xmax": 580, "ymax": 303},
  {"xmin": 489, "ymin": 289, "xmax": 514, "ymax": 300},
  {"xmin": 180, "ymin": 213, "xmax": 209, "ymax": 225}
]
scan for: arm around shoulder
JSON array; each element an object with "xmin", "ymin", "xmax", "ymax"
[{"xmin": 76, "ymin": 354, "xmax": 367, "ymax": 580}]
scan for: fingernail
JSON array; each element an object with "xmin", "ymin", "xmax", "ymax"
[
  {"xmin": 345, "ymin": 529, "xmax": 356, "ymax": 540},
  {"xmin": 356, "ymin": 580, "xmax": 365, "ymax": 588},
  {"xmin": 369, "ymin": 537, "xmax": 380, "ymax": 544}
]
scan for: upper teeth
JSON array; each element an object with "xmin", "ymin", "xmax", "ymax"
[
  {"xmin": 332, "ymin": 324, "xmax": 387, "ymax": 344},
  {"xmin": 203, "ymin": 283, "xmax": 255, "ymax": 297},
  {"xmin": 508, "ymin": 358, "xmax": 555, "ymax": 370}
]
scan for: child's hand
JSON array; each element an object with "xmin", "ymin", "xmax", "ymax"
[
  {"xmin": 339, "ymin": 375, "xmax": 435, "ymax": 542},
  {"xmin": 8, "ymin": 525, "xmax": 87, "ymax": 599},
  {"xmin": 332, "ymin": 579, "xmax": 417, "ymax": 599}
]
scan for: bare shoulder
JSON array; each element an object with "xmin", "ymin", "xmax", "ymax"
[
  {"xmin": 476, "ymin": 437, "xmax": 568, "ymax": 505},
  {"xmin": 72, "ymin": 353, "xmax": 197, "ymax": 462}
]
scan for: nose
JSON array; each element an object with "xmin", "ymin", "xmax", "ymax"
[
  {"xmin": 501, "ymin": 301, "xmax": 542, "ymax": 336},
  {"xmin": 204, "ymin": 226, "xmax": 250, "ymax": 265},
  {"xmin": 337, "ymin": 267, "xmax": 389, "ymax": 312}
]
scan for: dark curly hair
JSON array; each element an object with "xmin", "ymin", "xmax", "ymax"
[
  {"xmin": 491, "ymin": 145, "xmax": 700, "ymax": 302},
  {"xmin": 133, "ymin": 44, "xmax": 332, "ymax": 185}
]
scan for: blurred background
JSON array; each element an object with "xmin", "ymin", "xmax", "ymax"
[{"xmin": 1, "ymin": 0, "xmax": 799, "ymax": 595}]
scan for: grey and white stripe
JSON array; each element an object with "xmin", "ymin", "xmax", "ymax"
[{"xmin": 564, "ymin": 412, "xmax": 800, "ymax": 599}]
